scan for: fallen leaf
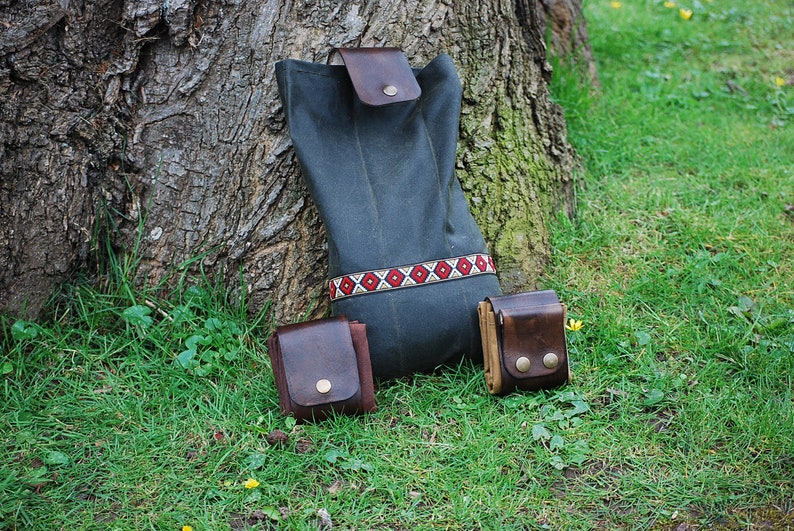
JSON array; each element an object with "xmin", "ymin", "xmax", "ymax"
[
  {"xmin": 295, "ymin": 437, "xmax": 314, "ymax": 454},
  {"xmin": 266, "ymin": 429, "xmax": 289, "ymax": 446},
  {"xmin": 316, "ymin": 508, "xmax": 333, "ymax": 530},
  {"xmin": 326, "ymin": 480, "xmax": 347, "ymax": 494}
]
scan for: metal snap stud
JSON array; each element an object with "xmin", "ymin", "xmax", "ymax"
[
  {"xmin": 316, "ymin": 378, "xmax": 332, "ymax": 394},
  {"xmin": 543, "ymin": 353, "xmax": 559, "ymax": 369},
  {"xmin": 515, "ymin": 356, "xmax": 531, "ymax": 373},
  {"xmin": 382, "ymin": 85, "xmax": 398, "ymax": 97}
]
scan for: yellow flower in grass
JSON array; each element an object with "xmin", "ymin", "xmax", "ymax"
[
  {"xmin": 610, "ymin": 1, "xmax": 622, "ymax": 8},
  {"xmin": 680, "ymin": 8, "xmax": 693, "ymax": 19},
  {"xmin": 566, "ymin": 319, "xmax": 584, "ymax": 332},
  {"xmin": 244, "ymin": 477, "xmax": 260, "ymax": 489},
  {"xmin": 182, "ymin": 526, "xmax": 193, "ymax": 531},
  {"xmin": 775, "ymin": 77, "xmax": 785, "ymax": 87},
  {"xmin": 664, "ymin": 1, "xmax": 677, "ymax": 7}
]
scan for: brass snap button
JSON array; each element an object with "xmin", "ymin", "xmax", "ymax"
[
  {"xmin": 543, "ymin": 353, "xmax": 559, "ymax": 369},
  {"xmin": 382, "ymin": 85, "xmax": 398, "ymax": 97},
  {"xmin": 515, "ymin": 356, "xmax": 531, "ymax": 373},
  {"xmin": 315, "ymin": 378, "xmax": 332, "ymax": 394}
]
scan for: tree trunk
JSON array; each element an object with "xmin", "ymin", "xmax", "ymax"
[
  {"xmin": 1, "ymin": 0, "xmax": 580, "ymax": 322},
  {"xmin": 536, "ymin": 0, "xmax": 599, "ymax": 86}
]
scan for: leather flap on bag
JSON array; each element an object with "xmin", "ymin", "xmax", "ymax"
[
  {"xmin": 277, "ymin": 317, "xmax": 361, "ymax": 407},
  {"xmin": 487, "ymin": 290, "xmax": 567, "ymax": 381},
  {"xmin": 338, "ymin": 47, "xmax": 421, "ymax": 106},
  {"xmin": 499, "ymin": 302, "xmax": 567, "ymax": 381}
]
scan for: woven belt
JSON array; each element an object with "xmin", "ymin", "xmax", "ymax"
[{"xmin": 329, "ymin": 253, "xmax": 497, "ymax": 301}]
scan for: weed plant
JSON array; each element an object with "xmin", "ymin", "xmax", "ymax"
[{"xmin": 2, "ymin": 0, "xmax": 792, "ymax": 529}]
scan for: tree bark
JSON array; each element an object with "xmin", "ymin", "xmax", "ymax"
[
  {"xmin": 535, "ymin": 0, "xmax": 599, "ymax": 86},
  {"xmin": 1, "ymin": 0, "xmax": 580, "ymax": 322}
]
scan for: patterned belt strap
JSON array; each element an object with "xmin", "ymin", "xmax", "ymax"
[{"xmin": 329, "ymin": 253, "xmax": 497, "ymax": 301}]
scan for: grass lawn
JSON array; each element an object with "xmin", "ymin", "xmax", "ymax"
[{"xmin": 2, "ymin": 0, "xmax": 792, "ymax": 529}]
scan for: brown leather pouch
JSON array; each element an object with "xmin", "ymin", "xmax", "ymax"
[
  {"xmin": 337, "ymin": 47, "xmax": 421, "ymax": 106},
  {"xmin": 478, "ymin": 290, "xmax": 571, "ymax": 395},
  {"xmin": 267, "ymin": 316, "xmax": 377, "ymax": 421}
]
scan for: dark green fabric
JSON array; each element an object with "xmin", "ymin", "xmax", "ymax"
[{"xmin": 275, "ymin": 53, "xmax": 502, "ymax": 378}]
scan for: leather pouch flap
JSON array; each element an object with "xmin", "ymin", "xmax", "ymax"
[
  {"xmin": 499, "ymin": 302, "xmax": 567, "ymax": 381},
  {"xmin": 278, "ymin": 317, "xmax": 361, "ymax": 407},
  {"xmin": 338, "ymin": 47, "xmax": 421, "ymax": 106},
  {"xmin": 490, "ymin": 289, "xmax": 561, "ymax": 312}
]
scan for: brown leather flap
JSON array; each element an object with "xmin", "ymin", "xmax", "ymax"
[
  {"xmin": 487, "ymin": 290, "xmax": 568, "ymax": 381},
  {"xmin": 277, "ymin": 316, "xmax": 361, "ymax": 407},
  {"xmin": 489, "ymin": 289, "xmax": 562, "ymax": 313},
  {"xmin": 338, "ymin": 47, "xmax": 421, "ymax": 106},
  {"xmin": 499, "ymin": 303, "xmax": 567, "ymax": 380}
]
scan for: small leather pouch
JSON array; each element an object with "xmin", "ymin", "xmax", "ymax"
[
  {"xmin": 337, "ymin": 47, "xmax": 421, "ymax": 106},
  {"xmin": 478, "ymin": 290, "xmax": 571, "ymax": 396},
  {"xmin": 267, "ymin": 316, "xmax": 377, "ymax": 421}
]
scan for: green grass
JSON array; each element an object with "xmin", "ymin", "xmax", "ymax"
[{"xmin": 2, "ymin": 0, "xmax": 793, "ymax": 529}]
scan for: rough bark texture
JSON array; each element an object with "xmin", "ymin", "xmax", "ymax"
[
  {"xmin": 536, "ymin": 0, "xmax": 599, "ymax": 85},
  {"xmin": 1, "ymin": 0, "xmax": 580, "ymax": 322}
]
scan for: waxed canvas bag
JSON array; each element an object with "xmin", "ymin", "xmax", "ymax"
[{"xmin": 275, "ymin": 48, "xmax": 502, "ymax": 379}]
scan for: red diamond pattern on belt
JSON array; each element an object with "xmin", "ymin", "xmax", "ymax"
[{"xmin": 329, "ymin": 253, "xmax": 497, "ymax": 301}]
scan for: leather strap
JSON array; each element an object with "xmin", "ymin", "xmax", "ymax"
[
  {"xmin": 338, "ymin": 47, "xmax": 421, "ymax": 106},
  {"xmin": 480, "ymin": 290, "xmax": 571, "ymax": 395}
]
